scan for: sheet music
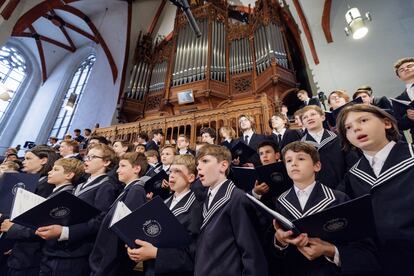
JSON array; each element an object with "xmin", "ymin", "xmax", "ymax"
[
  {"xmin": 245, "ymin": 193, "xmax": 295, "ymax": 230},
  {"xmin": 110, "ymin": 201, "xmax": 132, "ymax": 227},
  {"xmin": 10, "ymin": 188, "xmax": 45, "ymax": 220}
]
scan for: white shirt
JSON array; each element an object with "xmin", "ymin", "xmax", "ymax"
[
  {"xmin": 273, "ymin": 128, "xmax": 286, "ymax": 138},
  {"xmin": 207, "ymin": 180, "xmax": 227, "ymax": 208},
  {"xmin": 179, "ymin": 149, "xmax": 188, "ymax": 155},
  {"xmin": 293, "ymin": 182, "xmax": 316, "ymax": 210},
  {"xmin": 243, "ymin": 130, "xmax": 254, "ymax": 145},
  {"xmin": 406, "ymin": 83, "xmax": 414, "ymax": 101},
  {"xmin": 170, "ymin": 190, "xmax": 191, "ymax": 210},
  {"xmin": 308, "ymin": 129, "xmax": 324, "ymax": 144},
  {"xmin": 363, "ymin": 141, "xmax": 396, "ymax": 177},
  {"xmin": 162, "ymin": 165, "xmax": 170, "ymax": 172}
]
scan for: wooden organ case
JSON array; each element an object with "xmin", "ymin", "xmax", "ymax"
[{"xmin": 98, "ymin": 0, "xmax": 306, "ymax": 145}]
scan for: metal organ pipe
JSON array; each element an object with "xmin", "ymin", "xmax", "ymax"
[
  {"xmin": 149, "ymin": 61, "xmax": 167, "ymax": 92},
  {"xmin": 201, "ymin": 19, "xmax": 207, "ymax": 80},
  {"xmin": 211, "ymin": 20, "xmax": 226, "ymax": 82}
]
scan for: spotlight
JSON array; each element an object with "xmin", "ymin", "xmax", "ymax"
[{"xmin": 344, "ymin": 7, "xmax": 372, "ymax": 40}]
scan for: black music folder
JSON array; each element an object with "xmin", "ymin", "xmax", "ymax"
[
  {"xmin": 10, "ymin": 188, "xmax": 100, "ymax": 229},
  {"xmin": 0, "ymin": 173, "xmax": 39, "ymax": 215},
  {"xmin": 326, "ymin": 97, "xmax": 363, "ymax": 126},
  {"xmin": 143, "ymin": 169, "xmax": 169, "ymax": 194},
  {"xmin": 390, "ymin": 98, "xmax": 414, "ymax": 111},
  {"xmin": 247, "ymin": 194, "xmax": 375, "ymax": 243},
  {"xmin": 231, "ymin": 141, "xmax": 257, "ymax": 164},
  {"xmin": 255, "ymin": 162, "xmax": 292, "ymax": 197},
  {"xmin": 231, "ymin": 166, "xmax": 257, "ymax": 192},
  {"xmin": 110, "ymin": 196, "xmax": 191, "ymax": 249}
]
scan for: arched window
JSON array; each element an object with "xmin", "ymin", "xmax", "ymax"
[
  {"xmin": 0, "ymin": 46, "xmax": 27, "ymax": 123},
  {"xmin": 49, "ymin": 54, "xmax": 96, "ymax": 139}
]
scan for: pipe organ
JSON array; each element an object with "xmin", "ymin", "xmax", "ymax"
[
  {"xmin": 111, "ymin": 0, "xmax": 305, "ymax": 145},
  {"xmin": 172, "ymin": 19, "xmax": 208, "ymax": 86}
]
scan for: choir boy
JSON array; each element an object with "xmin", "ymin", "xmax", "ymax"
[
  {"xmin": 268, "ymin": 112, "xmax": 302, "ymax": 151},
  {"xmin": 127, "ymin": 155, "xmax": 202, "ymax": 276},
  {"xmin": 35, "ymin": 158, "xmax": 84, "ymax": 275},
  {"xmin": 89, "ymin": 152, "xmax": 148, "ymax": 276},
  {"xmin": 194, "ymin": 144, "xmax": 268, "ymax": 276},
  {"xmin": 337, "ymin": 104, "xmax": 414, "ymax": 275},
  {"xmin": 176, "ymin": 135, "xmax": 195, "ymax": 156},
  {"xmin": 274, "ymin": 141, "xmax": 380, "ymax": 276},
  {"xmin": 300, "ymin": 105, "xmax": 358, "ymax": 189}
]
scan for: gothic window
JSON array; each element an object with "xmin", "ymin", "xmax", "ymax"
[
  {"xmin": 49, "ymin": 54, "xmax": 96, "ymax": 139},
  {"xmin": 0, "ymin": 46, "xmax": 27, "ymax": 123}
]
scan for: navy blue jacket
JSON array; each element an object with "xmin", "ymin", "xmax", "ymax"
[{"xmin": 194, "ymin": 180, "xmax": 268, "ymax": 276}]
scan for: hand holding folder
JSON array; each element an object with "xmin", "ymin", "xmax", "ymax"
[
  {"xmin": 231, "ymin": 141, "xmax": 257, "ymax": 164},
  {"xmin": 110, "ymin": 196, "xmax": 191, "ymax": 249},
  {"xmin": 255, "ymin": 162, "xmax": 292, "ymax": 197},
  {"xmin": 10, "ymin": 188, "xmax": 100, "ymax": 229},
  {"xmin": 232, "ymin": 162, "xmax": 292, "ymax": 195},
  {"xmin": 141, "ymin": 170, "xmax": 169, "ymax": 194},
  {"xmin": 246, "ymin": 193, "xmax": 376, "ymax": 243}
]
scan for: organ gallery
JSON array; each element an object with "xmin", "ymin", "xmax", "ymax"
[{"xmin": 97, "ymin": 0, "xmax": 310, "ymax": 144}]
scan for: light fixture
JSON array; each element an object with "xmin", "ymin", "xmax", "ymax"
[
  {"xmin": 65, "ymin": 92, "xmax": 77, "ymax": 111},
  {"xmin": 344, "ymin": 7, "xmax": 372, "ymax": 40},
  {"xmin": 0, "ymin": 83, "xmax": 11, "ymax": 101}
]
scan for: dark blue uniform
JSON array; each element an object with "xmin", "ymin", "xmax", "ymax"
[
  {"xmin": 275, "ymin": 182, "xmax": 380, "ymax": 276},
  {"xmin": 145, "ymin": 191, "xmax": 203, "ymax": 276},
  {"xmin": 194, "ymin": 180, "xmax": 268, "ymax": 276},
  {"xmin": 89, "ymin": 179, "xmax": 147, "ymax": 276},
  {"xmin": 338, "ymin": 142, "xmax": 414, "ymax": 276},
  {"xmin": 301, "ymin": 130, "xmax": 359, "ymax": 189}
]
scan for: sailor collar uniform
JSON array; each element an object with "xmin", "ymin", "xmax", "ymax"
[
  {"xmin": 348, "ymin": 142, "xmax": 414, "ymax": 190},
  {"xmin": 201, "ymin": 180, "xmax": 235, "ymax": 230},
  {"xmin": 194, "ymin": 179, "xmax": 268, "ymax": 276},
  {"xmin": 301, "ymin": 129, "xmax": 358, "ymax": 189},
  {"xmin": 340, "ymin": 142, "xmax": 414, "ymax": 275},
  {"xmin": 164, "ymin": 191, "xmax": 196, "ymax": 217},
  {"xmin": 277, "ymin": 182, "xmax": 337, "ymax": 220},
  {"xmin": 73, "ymin": 174, "xmax": 111, "ymax": 197},
  {"xmin": 301, "ymin": 129, "xmax": 337, "ymax": 150}
]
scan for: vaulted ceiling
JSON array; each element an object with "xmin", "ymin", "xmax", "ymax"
[
  {"xmin": 7, "ymin": 0, "xmax": 336, "ymax": 84},
  {"xmin": 10, "ymin": 0, "xmax": 124, "ymax": 83}
]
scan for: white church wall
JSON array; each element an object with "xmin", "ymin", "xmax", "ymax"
[{"xmin": 283, "ymin": 0, "xmax": 414, "ymax": 97}]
